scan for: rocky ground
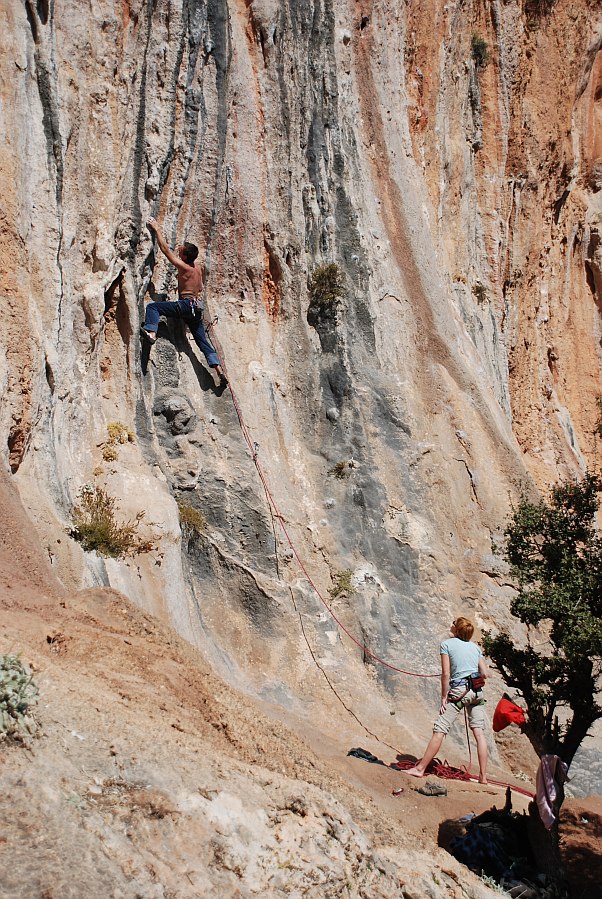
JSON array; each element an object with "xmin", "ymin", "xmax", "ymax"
[{"xmin": 1, "ymin": 475, "xmax": 600, "ymax": 899}]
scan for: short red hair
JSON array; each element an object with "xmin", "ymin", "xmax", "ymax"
[{"xmin": 454, "ymin": 617, "xmax": 474, "ymax": 641}]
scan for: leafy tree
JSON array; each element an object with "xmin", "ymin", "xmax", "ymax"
[{"xmin": 484, "ymin": 472, "xmax": 602, "ymax": 768}]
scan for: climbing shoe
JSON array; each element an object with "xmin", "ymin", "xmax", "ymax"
[
  {"xmin": 212, "ymin": 365, "xmax": 228, "ymax": 386},
  {"xmin": 140, "ymin": 327, "xmax": 156, "ymax": 345},
  {"xmin": 416, "ymin": 781, "xmax": 447, "ymax": 797}
]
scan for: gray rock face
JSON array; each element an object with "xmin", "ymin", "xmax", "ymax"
[
  {"xmin": 153, "ymin": 391, "xmax": 197, "ymax": 436},
  {"xmin": 1, "ymin": 0, "xmax": 601, "ymax": 799}
]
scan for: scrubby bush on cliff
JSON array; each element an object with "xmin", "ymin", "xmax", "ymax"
[
  {"xmin": 329, "ymin": 460, "xmax": 351, "ymax": 480},
  {"xmin": 329, "ymin": 569, "xmax": 353, "ymax": 598},
  {"xmin": 524, "ymin": 0, "xmax": 556, "ymax": 25},
  {"xmin": 177, "ymin": 502, "xmax": 207, "ymax": 537},
  {"xmin": 106, "ymin": 422, "xmax": 135, "ymax": 445},
  {"xmin": 308, "ymin": 263, "xmax": 346, "ymax": 313},
  {"xmin": 471, "ymin": 33, "xmax": 489, "ymax": 68},
  {"xmin": 71, "ymin": 486, "xmax": 153, "ymax": 558},
  {"xmin": 101, "ymin": 422, "xmax": 135, "ymax": 463},
  {"xmin": 0, "ymin": 654, "xmax": 40, "ymax": 743},
  {"xmin": 472, "ymin": 281, "xmax": 488, "ymax": 304},
  {"xmin": 102, "ymin": 445, "xmax": 119, "ymax": 462},
  {"xmin": 306, "ymin": 263, "xmax": 346, "ymax": 351}
]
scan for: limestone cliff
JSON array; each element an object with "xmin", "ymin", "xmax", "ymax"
[{"xmin": 1, "ymin": 0, "xmax": 601, "ymax": 825}]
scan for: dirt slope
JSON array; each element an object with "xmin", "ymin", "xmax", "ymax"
[{"xmin": 1, "ymin": 472, "xmax": 598, "ymax": 898}]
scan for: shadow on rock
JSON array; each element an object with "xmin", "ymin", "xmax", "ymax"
[
  {"xmin": 141, "ymin": 318, "xmax": 225, "ymax": 396},
  {"xmin": 560, "ymin": 802, "xmax": 602, "ymax": 899},
  {"xmin": 438, "ymin": 790, "xmax": 570, "ymax": 898}
]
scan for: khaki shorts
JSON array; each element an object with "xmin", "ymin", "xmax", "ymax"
[{"xmin": 433, "ymin": 687, "xmax": 485, "ymax": 734}]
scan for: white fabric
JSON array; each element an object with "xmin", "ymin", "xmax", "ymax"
[{"xmin": 535, "ymin": 754, "xmax": 569, "ymax": 830}]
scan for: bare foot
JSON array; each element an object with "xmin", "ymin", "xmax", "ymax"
[
  {"xmin": 478, "ymin": 778, "xmax": 489, "ymax": 784},
  {"xmin": 404, "ymin": 766, "xmax": 426, "ymax": 778}
]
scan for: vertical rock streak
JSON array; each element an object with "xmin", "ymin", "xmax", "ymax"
[{"xmin": 1, "ymin": 0, "xmax": 601, "ymax": 786}]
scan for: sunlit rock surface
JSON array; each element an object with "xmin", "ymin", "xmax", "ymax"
[{"xmin": 1, "ymin": 1, "xmax": 601, "ymax": 890}]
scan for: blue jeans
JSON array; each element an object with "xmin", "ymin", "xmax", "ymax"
[{"xmin": 142, "ymin": 299, "xmax": 219, "ymax": 367}]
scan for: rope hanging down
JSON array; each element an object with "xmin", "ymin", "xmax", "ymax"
[{"xmin": 206, "ymin": 320, "xmax": 438, "ymax": 679}]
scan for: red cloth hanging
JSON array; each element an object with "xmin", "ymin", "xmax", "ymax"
[{"xmin": 493, "ymin": 696, "xmax": 526, "ymax": 732}]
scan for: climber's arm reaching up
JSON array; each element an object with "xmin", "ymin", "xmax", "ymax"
[{"xmin": 147, "ymin": 218, "xmax": 191, "ymax": 273}]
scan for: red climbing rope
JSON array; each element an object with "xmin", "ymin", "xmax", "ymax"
[
  {"xmin": 390, "ymin": 757, "xmax": 535, "ymax": 796},
  {"xmin": 207, "ymin": 320, "xmax": 438, "ymax": 679},
  {"xmin": 392, "ymin": 757, "xmax": 472, "ymax": 782}
]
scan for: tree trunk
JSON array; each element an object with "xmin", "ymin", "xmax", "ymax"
[{"xmin": 527, "ymin": 785, "xmax": 566, "ymax": 888}]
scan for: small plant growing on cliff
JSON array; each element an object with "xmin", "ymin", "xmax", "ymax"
[
  {"xmin": 99, "ymin": 422, "xmax": 135, "ymax": 465},
  {"xmin": 472, "ymin": 281, "xmax": 488, "ymax": 304},
  {"xmin": 71, "ymin": 486, "xmax": 152, "ymax": 558},
  {"xmin": 329, "ymin": 569, "xmax": 353, "ymax": 598},
  {"xmin": 178, "ymin": 502, "xmax": 207, "ymax": 537},
  {"xmin": 524, "ymin": 0, "xmax": 556, "ymax": 24},
  {"xmin": 309, "ymin": 263, "xmax": 346, "ymax": 311},
  {"xmin": 471, "ymin": 33, "xmax": 489, "ymax": 68},
  {"xmin": 102, "ymin": 445, "xmax": 119, "ymax": 463},
  {"xmin": 329, "ymin": 460, "xmax": 352, "ymax": 479},
  {"xmin": 0, "ymin": 654, "xmax": 40, "ymax": 744},
  {"xmin": 107, "ymin": 422, "xmax": 135, "ymax": 445}
]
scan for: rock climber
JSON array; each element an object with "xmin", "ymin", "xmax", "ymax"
[
  {"xmin": 405, "ymin": 616, "xmax": 489, "ymax": 784},
  {"xmin": 141, "ymin": 217, "xmax": 227, "ymax": 384}
]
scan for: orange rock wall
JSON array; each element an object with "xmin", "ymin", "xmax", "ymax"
[{"xmin": 0, "ymin": 0, "xmax": 601, "ymax": 788}]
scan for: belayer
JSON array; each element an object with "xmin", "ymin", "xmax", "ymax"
[
  {"xmin": 141, "ymin": 217, "xmax": 227, "ymax": 385},
  {"xmin": 405, "ymin": 616, "xmax": 489, "ymax": 784}
]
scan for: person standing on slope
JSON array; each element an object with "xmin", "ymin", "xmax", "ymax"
[
  {"xmin": 141, "ymin": 217, "xmax": 226, "ymax": 384},
  {"xmin": 405, "ymin": 616, "xmax": 489, "ymax": 784}
]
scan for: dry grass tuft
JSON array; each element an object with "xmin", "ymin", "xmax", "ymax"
[{"xmin": 71, "ymin": 486, "xmax": 154, "ymax": 558}]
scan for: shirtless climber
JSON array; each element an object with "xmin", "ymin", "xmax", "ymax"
[{"xmin": 140, "ymin": 217, "xmax": 227, "ymax": 384}]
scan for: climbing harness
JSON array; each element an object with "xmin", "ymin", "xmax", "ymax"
[
  {"xmin": 449, "ymin": 673, "xmax": 486, "ymax": 707},
  {"xmin": 181, "ymin": 295, "xmax": 205, "ymax": 319}
]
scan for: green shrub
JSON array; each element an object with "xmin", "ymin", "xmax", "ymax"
[
  {"xmin": 471, "ymin": 33, "xmax": 489, "ymax": 68},
  {"xmin": 178, "ymin": 502, "xmax": 207, "ymax": 536},
  {"xmin": 71, "ymin": 486, "xmax": 152, "ymax": 558},
  {"xmin": 483, "ymin": 472, "xmax": 602, "ymax": 864},
  {"xmin": 309, "ymin": 263, "xmax": 346, "ymax": 310},
  {"xmin": 483, "ymin": 472, "xmax": 602, "ymax": 767},
  {"xmin": 329, "ymin": 569, "xmax": 353, "ymax": 598},
  {"xmin": 0, "ymin": 654, "xmax": 39, "ymax": 743}
]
